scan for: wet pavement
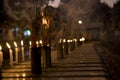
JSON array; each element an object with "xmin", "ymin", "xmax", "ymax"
[{"xmin": 1, "ymin": 42, "xmax": 112, "ymax": 80}]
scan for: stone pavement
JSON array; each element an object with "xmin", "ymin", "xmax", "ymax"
[{"xmin": 1, "ymin": 42, "xmax": 112, "ymax": 80}]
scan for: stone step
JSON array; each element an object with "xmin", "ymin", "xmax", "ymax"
[
  {"xmin": 1, "ymin": 77, "xmax": 110, "ymax": 80},
  {"xmin": 2, "ymin": 66, "xmax": 105, "ymax": 73},
  {"xmin": 2, "ymin": 71, "xmax": 108, "ymax": 78}
]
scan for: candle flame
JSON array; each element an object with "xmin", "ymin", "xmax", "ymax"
[
  {"xmin": 67, "ymin": 40, "xmax": 70, "ymax": 43},
  {"xmin": 14, "ymin": 42, "xmax": 17, "ymax": 47},
  {"xmin": 36, "ymin": 41, "xmax": 39, "ymax": 45},
  {"xmin": 81, "ymin": 37, "xmax": 85, "ymax": 41},
  {"xmin": 80, "ymin": 39, "xmax": 82, "ymax": 42},
  {"xmin": 39, "ymin": 40, "xmax": 43, "ymax": 44},
  {"xmin": 29, "ymin": 41, "xmax": 32, "ymax": 46},
  {"xmin": 21, "ymin": 40, "xmax": 23, "ymax": 46},
  {"xmin": 6, "ymin": 42, "xmax": 11, "ymax": 49},
  {"xmin": 47, "ymin": 44, "xmax": 50, "ymax": 46},
  {"xmin": 0, "ymin": 45, "xmax": 2, "ymax": 50},
  {"xmin": 80, "ymin": 37, "xmax": 85, "ymax": 41},
  {"xmin": 59, "ymin": 39, "xmax": 62, "ymax": 43},
  {"xmin": 63, "ymin": 39, "xmax": 66, "ymax": 42}
]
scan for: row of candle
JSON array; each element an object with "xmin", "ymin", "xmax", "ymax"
[
  {"xmin": 0, "ymin": 38, "xmax": 85, "ymax": 68},
  {"xmin": 59, "ymin": 37, "xmax": 85, "ymax": 51},
  {"xmin": 0, "ymin": 40, "xmax": 44, "ymax": 68},
  {"xmin": 0, "ymin": 41, "xmax": 26, "ymax": 67},
  {"xmin": 59, "ymin": 37, "xmax": 85, "ymax": 43}
]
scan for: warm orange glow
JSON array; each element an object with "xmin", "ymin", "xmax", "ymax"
[
  {"xmin": 0, "ymin": 45, "xmax": 2, "ymax": 50},
  {"xmin": 42, "ymin": 17, "xmax": 47, "ymax": 25},
  {"xmin": 67, "ymin": 40, "xmax": 70, "ymax": 43},
  {"xmin": 29, "ymin": 41, "xmax": 32, "ymax": 46},
  {"xmin": 36, "ymin": 41, "xmax": 39, "ymax": 45},
  {"xmin": 39, "ymin": 40, "xmax": 43, "ymax": 44},
  {"xmin": 59, "ymin": 39, "xmax": 62, "ymax": 43},
  {"xmin": 81, "ymin": 37, "xmax": 85, "ymax": 41},
  {"xmin": 63, "ymin": 39, "xmax": 66, "ymax": 43},
  {"xmin": 14, "ymin": 42, "xmax": 17, "ymax": 48},
  {"xmin": 6, "ymin": 42, "xmax": 11, "ymax": 49},
  {"xmin": 78, "ymin": 20, "xmax": 82, "ymax": 24},
  {"xmin": 21, "ymin": 40, "xmax": 24, "ymax": 46},
  {"xmin": 42, "ymin": 17, "xmax": 50, "ymax": 29}
]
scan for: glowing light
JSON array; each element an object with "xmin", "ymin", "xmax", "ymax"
[
  {"xmin": 59, "ymin": 39, "xmax": 62, "ymax": 43},
  {"xmin": 82, "ymin": 37, "xmax": 85, "ymax": 41},
  {"xmin": 21, "ymin": 40, "xmax": 24, "ymax": 46},
  {"xmin": 29, "ymin": 41, "xmax": 32, "ymax": 46},
  {"xmin": 80, "ymin": 37, "xmax": 85, "ymax": 41},
  {"xmin": 36, "ymin": 41, "xmax": 39, "ymax": 45},
  {"xmin": 0, "ymin": 45, "xmax": 2, "ymax": 50},
  {"xmin": 63, "ymin": 39, "xmax": 66, "ymax": 42},
  {"xmin": 70, "ymin": 40, "xmax": 73, "ymax": 42},
  {"xmin": 39, "ymin": 40, "xmax": 43, "ymax": 44},
  {"xmin": 78, "ymin": 20, "xmax": 82, "ymax": 24},
  {"xmin": 42, "ymin": 17, "xmax": 47, "ymax": 25},
  {"xmin": 6, "ymin": 42, "xmax": 11, "ymax": 49},
  {"xmin": 74, "ymin": 39, "xmax": 77, "ymax": 42},
  {"xmin": 80, "ymin": 39, "xmax": 82, "ymax": 42},
  {"xmin": 42, "ymin": 17, "xmax": 50, "ymax": 29},
  {"xmin": 24, "ymin": 29, "xmax": 31, "ymax": 36},
  {"xmin": 14, "ymin": 42, "xmax": 17, "ymax": 47},
  {"xmin": 47, "ymin": 44, "xmax": 50, "ymax": 46},
  {"xmin": 22, "ymin": 73, "xmax": 26, "ymax": 77},
  {"xmin": 36, "ymin": 41, "xmax": 39, "ymax": 47},
  {"xmin": 67, "ymin": 40, "xmax": 70, "ymax": 43}
]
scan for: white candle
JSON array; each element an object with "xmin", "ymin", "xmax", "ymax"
[
  {"xmin": 39, "ymin": 40, "xmax": 43, "ymax": 46},
  {"xmin": 14, "ymin": 42, "xmax": 18, "ymax": 64},
  {"xmin": 0, "ymin": 45, "xmax": 3, "ymax": 68},
  {"xmin": 75, "ymin": 39, "xmax": 77, "ymax": 48},
  {"xmin": 29, "ymin": 41, "xmax": 32, "ymax": 60},
  {"xmin": 9, "ymin": 49, "xmax": 13, "ymax": 66},
  {"xmin": 21, "ymin": 40, "xmax": 25, "ymax": 61},
  {"xmin": 21, "ymin": 47, "xmax": 25, "ymax": 61},
  {"xmin": 15, "ymin": 48, "xmax": 18, "ymax": 63},
  {"xmin": 67, "ymin": 40, "xmax": 71, "ymax": 54},
  {"xmin": 36, "ymin": 41, "xmax": 39, "ymax": 47},
  {"xmin": 6, "ymin": 43, "xmax": 14, "ymax": 66},
  {"xmin": 81, "ymin": 37, "xmax": 85, "ymax": 45}
]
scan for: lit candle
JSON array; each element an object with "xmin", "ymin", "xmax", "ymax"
[
  {"xmin": 6, "ymin": 43, "xmax": 13, "ymax": 66},
  {"xmin": 63, "ymin": 39, "xmax": 66, "ymax": 49},
  {"xmin": 63, "ymin": 39, "xmax": 66, "ymax": 43},
  {"xmin": 59, "ymin": 39, "xmax": 62, "ymax": 43},
  {"xmin": 81, "ymin": 37, "xmax": 85, "ymax": 45},
  {"xmin": 0, "ymin": 45, "xmax": 3, "ymax": 68},
  {"xmin": 14, "ymin": 42, "xmax": 18, "ymax": 64},
  {"xmin": 74, "ymin": 39, "xmax": 77, "ymax": 48},
  {"xmin": 67, "ymin": 40, "xmax": 71, "ymax": 54},
  {"xmin": 39, "ymin": 40, "xmax": 43, "ymax": 46},
  {"xmin": 29, "ymin": 41, "xmax": 32, "ymax": 60},
  {"xmin": 36, "ymin": 41, "xmax": 39, "ymax": 47},
  {"xmin": 21, "ymin": 40, "xmax": 25, "ymax": 61}
]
